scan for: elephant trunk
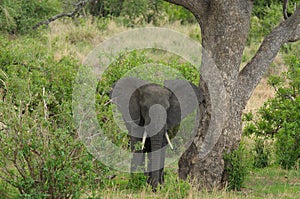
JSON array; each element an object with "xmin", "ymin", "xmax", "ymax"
[
  {"xmin": 142, "ymin": 130, "xmax": 173, "ymax": 150},
  {"xmin": 147, "ymin": 128, "xmax": 167, "ymax": 191}
]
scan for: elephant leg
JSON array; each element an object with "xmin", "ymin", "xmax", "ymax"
[
  {"xmin": 158, "ymin": 149, "xmax": 166, "ymax": 185},
  {"xmin": 144, "ymin": 137, "xmax": 151, "ymax": 178},
  {"xmin": 159, "ymin": 134, "xmax": 168, "ymax": 185}
]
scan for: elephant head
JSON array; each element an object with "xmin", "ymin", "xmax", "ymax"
[{"xmin": 110, "ymin": 77, "xmax": 202, "ymax": 191}]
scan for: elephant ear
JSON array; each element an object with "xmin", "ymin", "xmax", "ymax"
[
  {"xmin": 110, "ymin": 77, "xmax": 148, "ymax": 125},
  {"xmin": 164, "ymin": 79, "xmax": 201, "ymax": 129}
]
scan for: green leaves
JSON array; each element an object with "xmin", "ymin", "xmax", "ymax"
[
  {"xmin": 0, "ymin": 0, "xmax": 62, "ymax": 34},
  {"xmin": 224, "ymin": 144, "xmax": 249, "ymax": 191},
  {"xmin": 0, "ymin": 36, "xmax": 108, "ymax": 197},
  {"xmin": 243, "ymin": 55, "xmax": 300, "ymax": 169}
]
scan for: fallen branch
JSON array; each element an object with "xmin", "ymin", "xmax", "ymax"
[{"xmin": 32, "ymin": 0, "xmax": 91, "ymax": 29}]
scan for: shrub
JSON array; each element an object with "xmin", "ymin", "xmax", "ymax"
[
  {"xmin": 127, "ymin": 173, "xmax": 148, "ymax": 190},
  {"xmin": 162, "ymin": 1, "xmax": 196, "ymax": 24},
  {"xmin": 0, "ymin": 36, "xmax": 109, "ymax": 198},
  {"xmin": 243, "ymin": 55, "xmax": 300, "ymax": 169},
  {"xmin": 88, "ymin": 0, "xmax": 124, "ymax": 18},
  {"xmin": 252, "ymin": 0, "xmax": 282, "ymax": 19},
  {"xmin": 0, "ymin": 103, "xmax": 105, "ymax": 198},
  {"xmin": 88, "ymin": 0, "xmax": 164, "ymax": 26},
  {"xmin": 0, "ymin": 0, "xmax": 61, "ymax": 34},
  {"xmin": 248, "ymin": 3, "xmax": 283, "ymax": 43},
  {"xmin": 253, "ymin": 138, "xmax": 271, "ymax": 168},
  {"xmin": 224, "ymin": 143, "xmax": 249, "ymax": 191},
  {"xmin": 88, "ymin": 0, "xmax": 196, "ymax": 26},
  {"xmin": 161, "ymin": 173, "xmax": 191, "ymax": 199}
]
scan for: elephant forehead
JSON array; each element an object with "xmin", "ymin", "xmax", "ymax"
[{"xmin": 139, "ymin": 85, "xmax": 171, "ymax": 106}]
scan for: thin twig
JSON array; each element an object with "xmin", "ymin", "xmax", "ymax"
[
  {"xmin": 42, "ymin": 87, "xmax": 48, "ymax": 120},
  {"xmin": 0, "ymin": 174, "xmax": 12, "ymax": 185},
  {"xmin": 104, "ymin": 99, "xmax": 113, "ymax": 106},
  {"xmin": 283, "ymin": 0, "xmax": 289, "ymax": 19}
]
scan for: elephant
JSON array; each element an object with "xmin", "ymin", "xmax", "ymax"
[{"xmin": 110, "ymin": 77, "xmax": 203, "ymax": 191}]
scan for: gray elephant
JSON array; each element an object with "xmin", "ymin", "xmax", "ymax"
[{"xmin": 110, "ymin": 77, "xmax": 203, "ymax": 191}]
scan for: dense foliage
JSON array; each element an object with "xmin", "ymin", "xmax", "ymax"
[
  {"xmin": 0, "ymin": 0, "xmax": 61, "ymax": 34},
  {"xmin": 244, "ymin": 55, "xmax": 300, "ymax": 169},
  {"xmin": 0, "ymin": 0, "xmax": 299, "ymax": 197},
  {"xmin": 0, "ymin": 36, "xmax": 108, "ymax": 198},
  {"xmin": 88, "ymin": 0, "xmax": 196, "ymax": 25},
  {"xmin": 2, "ymin": 0, "xmax": 299, "ymax": 34},
  {"xmin": 224, "ymin": 143, "xmax": 249, "ymax": 191},
  {"xmin": 0, "ymin": 0, "xmax": 196, "ymax": 33}
]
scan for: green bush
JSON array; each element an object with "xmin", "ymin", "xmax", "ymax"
[
  {"xmin": 0, "ymin": 0, "xmax": 61, "ymax": 34},
  {"xmin": 88, "ymin": 0, "xmax": 124, "ymax": 17},
  {"xmin": 224, "ymin": 143, "xmax": 249, "ymax": 191},
  {"xmin": 88, "ymin": 0, "xmax": 196, "ymax": 26},
  {"xmin": 252, "ymin": 0, "xmax": 281, "ymax": 19},
  {"xmin": 253, "ymin": 138, "xmax": 271, "ymax": 168},
  {"xmin": 121, "ymin": 0, "xmax": 158, "ymax": 24},
  {"xmin": 243, "ymin": 55, "xmax": 300, "ymax": 169},
  {"xmin": 127, "ymin": 173, "xmax": 148, "ymax": 190},
  {"xmin": 242, "ymin": 113, "xmax": 271, "ymax": 168},
  {"xmin": 162, "ymin": 2, "xmax": 196, "ymax": 24},
  {"xmin": 88, "ymin": 0, "xmax": 164, "ymax": 26},
  {"xmin": 160, "ymin": 173, "xmax": 191, "ymax": 199},
  {"xmin": 248, "ymin": 3, "xmax": 283, "ymax": 43},
  {"xmin": 253, "ymin": 0, "xmax": 300, "ymax": 19},
  {"xmin": 0, "ymin": 35, "xmax": 109, "ymax": 198}
]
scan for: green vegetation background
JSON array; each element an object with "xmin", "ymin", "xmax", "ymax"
[{"xmin": 0, "ymin": 0, "xmax": 299, "ymax": 198}]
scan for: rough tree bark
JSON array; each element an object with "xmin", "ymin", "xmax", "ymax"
[{"xmin": 164, "ymin": 0, "xmax": 300, "ymax": 190}]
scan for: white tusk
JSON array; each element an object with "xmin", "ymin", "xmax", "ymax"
[
  {"xmin": 165, "ymin": 133, "xmax": 174, "ymax": 150},
  {"xmin": 142, "ymin": 131, "xmax": 147, "ymax": 149}
]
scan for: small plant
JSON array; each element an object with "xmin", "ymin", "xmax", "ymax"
[
  {"xmin": 253, "ymin": 138, "xmax": 270, "ymax": 168},
  {"xmin": 127, "ymin": 173, "xmax": 148, "ymax": 190},
  {"xmin": 0, "ymin": 35, "xmax": 109, "ymax": 198},
  {"xmin": 162, "ymin": 1, "xmax": 196, "ymax": 24},
  {"xmin": 224, "ymin": 143, "xmax": 249, "ymax": 191},
  {"xmin": 161, "ymin": 173, "xmax": 191, "ymax": 199}
]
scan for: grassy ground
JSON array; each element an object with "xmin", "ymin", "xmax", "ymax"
[
  {"xmin": 84, "ymin": 166, "xmax": 300, "ymax": 199},
  {"xmin": 2, "ymin": 166, "xmax": 299, "ymax": 198}
]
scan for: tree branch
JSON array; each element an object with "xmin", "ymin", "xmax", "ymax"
[
  {"xmin": 289, "ymin": 24, "xmax": 300, "ymax": 42},
  {"xmin": 163, "ymin": 0, "xmax": 208, "ymax": 20},
  {"xmin": 237, "ymin": 6, "xmax": 300, "ymax": 105},
  {"xmin": 163, "ymin": 0, "xmax": 195, "ymax": 7},
  {"xmin": 283, "ymin": 0, "xmax": 289, "ymax": 19},
  {"xmin": 0, "ymin": 174, "xmax": 12, "ymax": 185},
  {"xmin": 32, "ymin": 0, "xmax": 91, "ymax": 29}
]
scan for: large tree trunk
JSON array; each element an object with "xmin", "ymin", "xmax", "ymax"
[
  {"xmin": 164, "ymin": 0, "xmax": 300, "ymax": 190},
  {"xmin": 178, "ymin": 1, "xmax": 252, "ymax": 189}
]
